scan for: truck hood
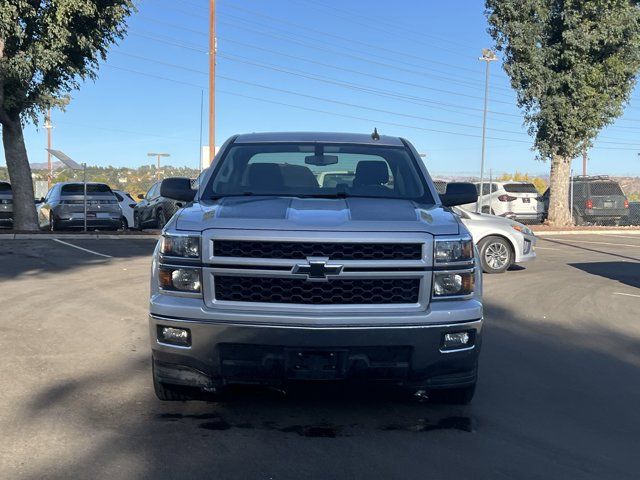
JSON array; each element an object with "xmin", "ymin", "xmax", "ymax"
[{"xmin": 174, "ymin": 196, "xmax": 461, "ymax": 235}]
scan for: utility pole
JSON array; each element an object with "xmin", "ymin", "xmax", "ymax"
[
  {"xmin": 44, "ymin": 109, "xmax": 52, "ymax": 188},
  {"xmin": 477, "ymin": 49, "xmax": 497, "ymax": 213},
  {"xmin": 208, "ymin": 0, "xmax": 216, "ymax": 165},
  {"xmin": 582, "ymin": 145, "xmax": 588, "ymax": 176},
  {"xmin": 147, "ymin": 153, "xmax": 170, "ymax": 180}
]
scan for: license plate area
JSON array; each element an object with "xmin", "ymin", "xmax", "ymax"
[
  {"xmin": 603, "ymin": 201, "xmax": 614, "ymax": 208},
  {"xmin": 522, "ymin": 198, "xmax": 530, "ymax": 203},
  {"xmin": 285, "ymin": 349, "xmax": 347, "ymax": 380}
]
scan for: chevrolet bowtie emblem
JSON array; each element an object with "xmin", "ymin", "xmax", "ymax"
[{"xmin": 292, "ymin": 258, "xmax": 343, "ymax": 281}]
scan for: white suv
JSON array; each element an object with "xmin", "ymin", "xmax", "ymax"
[{"xmin": 461, "ymin": 181, "xmax": 543, "ymax": 223}]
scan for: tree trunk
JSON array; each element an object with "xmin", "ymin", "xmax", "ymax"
[
  {"xmin": 547, "ymin": 154, "xmax": 573, "ymax": 226},
  {"xmin": 1, "ymin": 115, "xmax": 40, "ymax": 230}
]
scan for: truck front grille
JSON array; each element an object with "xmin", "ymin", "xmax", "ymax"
[
  {"xmin": 213, "ymin": 240, "xmax": 422, "ymax": 261},
  {"xmin": 214, "ymin": 276, "xmax": 420, "ymax": 305}
]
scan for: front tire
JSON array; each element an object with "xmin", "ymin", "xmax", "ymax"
[
  {"xmin": 133, "ymin": 212, "xmax": 142, "ymax": 230},
  {"xmin": 479, "ymin": 236, "xmax": 513, "ymax": 274},
  {"xmin": 156, "ymin": 210, "xmax": 167, "ymax": 229},
  {"xmin": 49, "ymin": 212, "xmax": 57, "ymax": 232},
  {"xmin": 152, "ymin": 363, "xmax": 194, "ymax": 401}
]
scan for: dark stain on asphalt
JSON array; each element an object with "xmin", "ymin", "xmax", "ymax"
[
  {"xmin": 159, "ymin": 412, "xmax": 472, "ymax": 435},
  {"xmin": 381, "ymin": 416, "xmax": 472, "ymax": 433},
  {"xmin": 279, "ymin": 424, "xmax": 345, "ymax": 438},
  {"xmin": 199, "ymin": 420, "xmax": 232, "ymax": 431},
  {"xmin": 157, "ymin": 413, "xmax": 221, "ymax": 421}
]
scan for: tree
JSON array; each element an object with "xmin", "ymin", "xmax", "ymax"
[
  {"xmin": 0, "ymin": 1, "xmax": 134, "ymax": 230},
  {"xmin": 485, "ymin": 0, "xmax": 640, "ymax": 225}
]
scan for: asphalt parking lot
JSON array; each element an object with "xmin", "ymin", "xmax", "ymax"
[{"xmin": 1, "ymin": 234, "xmax": 639, "ymax": 479}]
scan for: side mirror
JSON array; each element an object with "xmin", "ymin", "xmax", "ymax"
[
  {"xmin": 440, "ymin": 182, "xmax": 478, "ymax": 207},
  {"xmin": 160, "ymin": 177, "xmax": 196, "ymax": 202},
  {"xmin": 137, "ymin": 193, "xmax": 144, "ymax": 200}
]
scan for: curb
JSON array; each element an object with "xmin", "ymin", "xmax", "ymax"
[
  {"xmin": 535, "ymin": 230, "xmax": 640, "ymax": 236},
  {"xmin": 0, "ymin": 233, "xmax": 158, "ymax": 240}
]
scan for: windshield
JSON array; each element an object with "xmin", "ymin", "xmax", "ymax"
[
  {"xmin": 504, "ymin": 183, "xmax": 538, "ymax": 194},
  {"xmin": 0, "ymin": 182, "xmax": 11, "ymax": 193},
  {"xmin": 590, "ymin": 182, "xmax": 624, "ymax": 196},
  {"xmin": 61, "ymin": 184, "xmax": 113, "ymax": 195},
  {"xmin": 203, "ymin": 143, "xmax": 433, "ymax": 203}
]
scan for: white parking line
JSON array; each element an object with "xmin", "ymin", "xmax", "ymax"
[
  {"xmin": 553, "ymin": 239, "xmax": 640, "ymax": 248},
  {"xmin": 52, "ymin": 239, "xmax": 113, "ymax": 258},
  {"xmin": 613, "ymin": 292, "xmax": 640, "ymax": 299},
  {"xmin": 600, "ymin": 235, "xmax": 640, "ymax": 240},
  {"xmin": 534, "ymin": 246, "xmax": 559, "ymax": 250}
]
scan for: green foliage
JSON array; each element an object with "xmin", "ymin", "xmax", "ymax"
[
  {"xmin": 485, "ymin": 0, "xmax": 640, "ymax": 160},
  {"xmin": 0, "ymin": 0, "xmax": 134, "ymax": 123},
  {"xmin": 496, "ymin": 171, "xmax": 549, "ymax": 192}
]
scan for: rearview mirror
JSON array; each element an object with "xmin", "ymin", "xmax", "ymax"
[
  {"xmin": 305, "ymin": 154, "xmax": 339, "ymax": 166},
  {"xmin": 160, "ymin": 177, "xmax": 196, "ymax": 202},
  {"xmin": 440, "ymin": 182, "xmax": 478, "ymax": 207}
]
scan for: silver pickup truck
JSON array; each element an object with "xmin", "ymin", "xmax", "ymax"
[{"xmin": 149, "ymin": 132, "xmax": 482, "ymax": 404}]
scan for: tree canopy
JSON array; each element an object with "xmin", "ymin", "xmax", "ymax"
[
  {"xmin": 486, "ymin": 0, "xmax": 640, "ymax": 160},
  {"xmin": 0, "ymin": 0, "xmax": 134, "ymax": 230}
]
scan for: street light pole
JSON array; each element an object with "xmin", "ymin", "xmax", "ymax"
[
  {"xmin": 477, "ymin": 49, "xmax": 497, "ymax": 213},
  {"xmin": 209, "ymin": 0, "xmax": 216, "ymax": 165},
  {"xmin": 147, "ymin": 153, "xmax": 171, "ymax": 180},
  {"xmin": 45, "ymin": 109, "xmax": 52, "ymax": 188}
]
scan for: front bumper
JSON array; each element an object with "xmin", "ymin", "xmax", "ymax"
[{"xmin": 150, "ymin": 314, "xmax": 482, "ymax": 390}]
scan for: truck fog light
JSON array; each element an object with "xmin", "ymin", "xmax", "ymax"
[
  {"xmin": 442, "ymin": 331, "xmax": 473, "ymax": 350},
  {"xmin": 433, "ymin": 272, "xmax": 474, "ymax": 297},
  {"xmin": 158, "ymin": 326, "xmax": 191, "ymax": 347},
  {"xmin": 159, "ymin": 267, "xmax": 201, "ymax": 292}
]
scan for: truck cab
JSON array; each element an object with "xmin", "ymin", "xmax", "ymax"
[{"xmin": 149, "ymin": 132, "xmax": 482, "ymax": 404}]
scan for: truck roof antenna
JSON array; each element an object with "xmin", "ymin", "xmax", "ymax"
[{"xmin": 371, "ymin": 128, "xmax": 380, "ymax": 141}]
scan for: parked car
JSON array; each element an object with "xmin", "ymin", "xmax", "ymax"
[
  {"xmin": 621, "ymin": 201, "xmax": 640, "ymax": 226},
  {"xmin": 452, "ymin": 206, "xmax": 536, "ymax": 274},
  {"xmin": 112, "ymin": 190, "xmax": 137, "ymax": 229},
  {"xmin": 0, "ymin": 181, "xmax": 12, "ymax": 228},
  {"xmin": 149, "ymin": 131, "xmax": 481, "ymax": 404},
  {"xmin": 460, "ymin": 181, "xmax": 544, "ymax": 224},
  {"xmin": 133, "ymin": 181, "xmax": 183, "ymax": 230},
  {"xmin": 543, "ymin": 175, "xmax": 629, "ymax": 226},
  {"xmin": 38, "ymin": 182, "xmax": 123, "ymax": 231}
]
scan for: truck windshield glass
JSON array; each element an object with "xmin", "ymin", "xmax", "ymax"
[
  {"xmin": 503, "ymin": 183, "xmax": 538, "ymax": 194},
  {"xmin": 204, "ymin": 143, "xmax": 432, "ymax": 202}
]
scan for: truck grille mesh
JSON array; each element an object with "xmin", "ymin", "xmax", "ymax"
[
  {"xmin": 214, "ymin": 276, "xmax": 420, "ymax": 304},
  {"xmin": 213, "ymin": 240, "xmax": 422, "ymax": 260}
]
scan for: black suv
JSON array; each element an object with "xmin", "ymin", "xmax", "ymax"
[
  {"xmin": 543, "ymin": 176, "xmax": 629, "ymax": 225},
  {"xmin": 0, "ymin": 181, "xmax": 12, "ymax": 228},
  {"xmin": 133, "ymin": 181, "xmax": 184, "ymax": 230}
]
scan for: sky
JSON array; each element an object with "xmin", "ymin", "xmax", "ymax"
[{"xmin": 3, "ymin": 0, "xmax": 640, "ymax": 176}]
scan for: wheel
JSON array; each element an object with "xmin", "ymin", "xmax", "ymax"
[
  {"xmin": 152, "ymin": 362, "xmax": 194, "ymax": 401},
  {"xmin": 49, "ymin": 212, "xmax": 57, "ymax": 232},
  {"xmin": 478, "ymin": 236, "xmax": 513, "ymax": 274},
  {"xmin": 573, "ymin": 211, "xmax": 584, "ymax": 226},
  {"xmin": 430, "ymin": 384, "xmax": 476, "ymax": 405},
  {"xmin": 156, "ymin": 210, "xmax": 167, "ymax": 229},
  {"xmin": 121, "ymin": 216, "xmax": 128, "ymax": 230},
  {"xmin": 133, "ymin": 212, "xmax": 142, "ymax": 230}
]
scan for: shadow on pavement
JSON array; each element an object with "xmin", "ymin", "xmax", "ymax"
[
  {"xmin": 569, "ymin": 261, "xmax": 640, "ymax": 289},
  {"xmin": 11, "ymin": 302, "xmax": 640, "ymax": 480},
  {"xmin": 0, "ymin": 239, "xmax": 154, "ymax": 280},
  {"xmin": 540, "ymin": 237, "xmax": 640, "ymax": 261}
]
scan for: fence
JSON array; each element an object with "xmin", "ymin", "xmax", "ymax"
[{"xmin": 431, "ymin": 171, "xmax": 640, "ymax": 226}]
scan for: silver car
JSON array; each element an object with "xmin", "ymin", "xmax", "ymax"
[
  {"xmin": 0, "ymin": 181, "xmax": 12, "ymax": 228},
  {"xmin": 453, "ymin": 207, "xmax": 536, "ymax": 273},
  {"xmin": 38, "ymin": 182, "xmax": 123, "ymax": 231}
]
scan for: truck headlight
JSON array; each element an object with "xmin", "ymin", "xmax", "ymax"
[
  {"xmin": 434, "ymin": 237, "xmax": 473, "ymax": 264},
  {"xmin": 161, "ymin": 234, "xmax": 200, "ymax": 258},
  {"xmin": 433, "ymin": 271, "xmax": 474, "ymax": 298},
  {"xmin": 159, "ymin": 266, "xmax": 201, "ymax": 293}
]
